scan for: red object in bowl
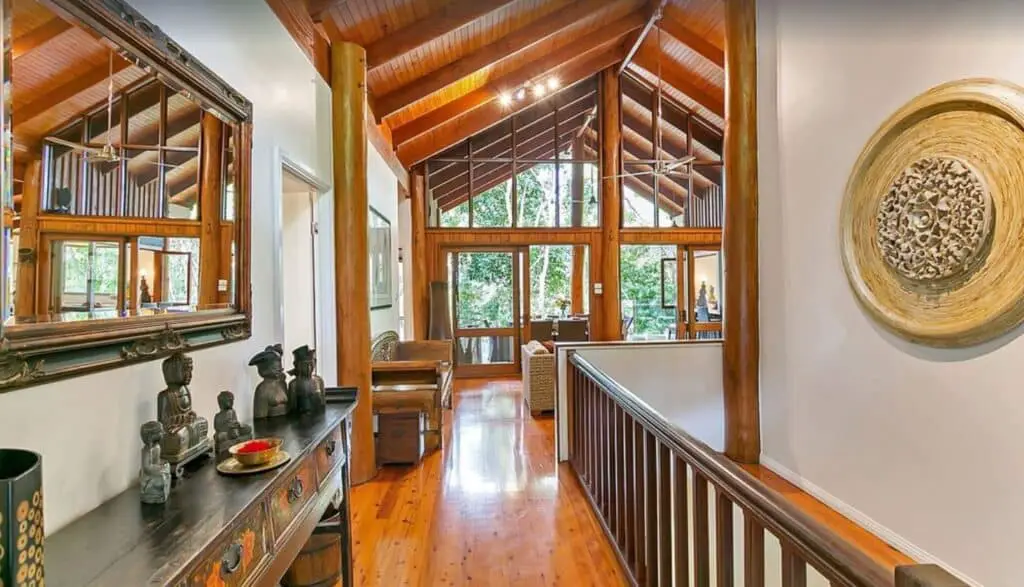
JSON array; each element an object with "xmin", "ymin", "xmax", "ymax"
[{"xmin": 237, "ymin": 440, "xmax": 274, "ymax": 454}]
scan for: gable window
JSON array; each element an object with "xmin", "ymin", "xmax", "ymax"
[{"xmin": 425, "ymin": 76, "xmax": 600, "ymax": 229}]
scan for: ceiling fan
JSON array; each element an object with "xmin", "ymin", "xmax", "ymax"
[
  {"xmin": 44, "ymin": 51, "xmax": 173, "ymax": 169},
  {"xmin": 606, "ymin": 19, "xmax": 696, "ymax": 181}
]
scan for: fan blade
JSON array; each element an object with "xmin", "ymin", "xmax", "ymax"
[
  {"xmin": 46, "ymin": 137, "xmax": 103, "ymax": 153},
  {"xmin": 663, "ymin": 156, "xmax": 696, "ymax": 171},
  {"xmin": 604, "ymin": 170, "xmax": 657, "ymax": 179}
]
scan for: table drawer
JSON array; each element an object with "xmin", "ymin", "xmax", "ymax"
[
  {"xmin": 268, "ymin": 459, "xmax": 317, "ymax": 542},
  {"xmin": 315, "ymin": 425, "xmax": 344, "ymax": 485},
  {"xmin": 186, "ymin": 504, "xmax": 270, "ymax": 587}
]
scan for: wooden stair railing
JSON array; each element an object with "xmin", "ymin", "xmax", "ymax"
[{"xmin": 566, "ymin": 353, "xmax": 968, "ymax": 587}]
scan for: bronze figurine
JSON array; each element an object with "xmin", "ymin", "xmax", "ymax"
[
  {"xmin": 139, "ymin": 421, "xmax": 171, "ymax": 504},
  {"xmin": 250, "ymin": 344, "xmax": 289, "ymax": 419},
  {"xmin": 213, "ymin": 391, "xmax": 252, "ymax": 454},
  {"xmin": 156, "ymin": 352, "xmax": 213, "ymax": 476},
  {"xmin": 288, "ymin": 345, "xmax": 325, "ymax": 415}
]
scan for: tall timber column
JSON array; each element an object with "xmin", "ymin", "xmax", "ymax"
[
  {"xmin": 723, "ymin": 0, "xmax": 760, "ymax": 464},
  {"xmin": 331, "ymin": 41, "xmax": 376, "ymax": 483},
  {"xmin": 599, "ymin": 68, "xmax": 621, "ymax": 341},
  {"xmin": 410, "ymin": 166, "xmax": 429, "ymax": 340}
]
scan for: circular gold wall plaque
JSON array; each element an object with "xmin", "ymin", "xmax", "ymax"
[{"xmin": 841, "ymin": 78, "xmax": 1024, "ymax": 347}]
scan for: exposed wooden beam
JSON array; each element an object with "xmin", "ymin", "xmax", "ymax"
[
  {"xmin": 307, "ymin": 0, "xmax": 347, "ymax": 23},
  {"xmin": 392, "ymin": 12, "xmax": 644, "ymax": 147},
  {"xmin": 621, "ymin": 72, "xmax": 722, "ymax": 151},
  {"xmin": 12, "ymin": 17, "xmax": 72, "ymax": 59},
  {"xmin": 398, "ymin": 47, "xmax": 622, "ymax": 167},
  {"xmin": 723, "ymin": 0, "xmax": 760, "ymax": 464},
  {"xmin": 661, "ymin": 7, "xmax": 725, "ymax": 67},
  {"xmin": 619, "ymin": 0, "xmax": 668, "ymax": 75},
  {"xmin": 17, "ymin": 57, "xmax": 133, "ymax": 124},
  {"xmin": 364, "ymin": 0, "xmax": 517, "ymax": 73},
  {"xmin": 376, "ymin": 0, "xmax": 621, "ymax": 119},
  {"xmin": 632, "ymin": 42, "xmax": 724, "ymax": 117}
]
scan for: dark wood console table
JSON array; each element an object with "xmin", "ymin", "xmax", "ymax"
[{"xmin": 47, "ymin": 402, "xmax": 357, "ymax": 586}]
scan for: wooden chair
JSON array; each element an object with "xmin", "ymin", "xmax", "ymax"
[{"xmin": 370, "ymin": 331, "xmax": 453, "ymax": 452}]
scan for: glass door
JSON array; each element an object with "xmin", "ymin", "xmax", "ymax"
[{"xmin": 450, "ymin": 248, "xmax": 522, "ymax": 377}]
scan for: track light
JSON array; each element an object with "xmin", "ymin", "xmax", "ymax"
[
  {"xmin": 547, "ymin": 77, "xmax": 559, "ymax": 90},
  {"xmin": 515, "ymin": 87, "xmax": 527, "ymax": 101},
  {"xmin": 532, "ymin": 83, "xmax": 546, "ymax": 97},
  {"xmin": 499, "ymin": 93, "xmax": 512, "ymax": 107}
]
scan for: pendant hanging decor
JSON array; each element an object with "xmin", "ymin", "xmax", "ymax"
[{"xmin": 841, "ymin": 78, "xmax": 1024, "ymax": 347}]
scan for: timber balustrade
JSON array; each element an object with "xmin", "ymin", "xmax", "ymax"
[{"xmin": 566, "ymin": 353, "xmax": 967, "ymax": 587}]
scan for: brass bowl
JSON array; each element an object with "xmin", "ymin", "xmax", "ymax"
[{"xmin": 228, "ymin": 437, "xmax": 283, "ymax": 467}]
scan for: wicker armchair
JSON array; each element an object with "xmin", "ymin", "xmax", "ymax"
[{"xmin": 521, "ymin": 340, "xmax": 555, "ymax": 415}]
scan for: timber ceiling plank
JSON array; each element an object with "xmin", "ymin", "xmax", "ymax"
[
  {"xmin": 631, "ymin": 41, "xmax": 723, "ymax": 117},
  {"xmin": 364, "ymin": 0, "xmax": 519, "ymax": 73},
  {"xmin": 398, "ymin": 47, "xmax": 622, "ymax": 166},
  {"xmin": 659, "ymin": 11, "xmax": 723, "ymax": 67},
  {"xmin": 16, "ymin": 56, "xmax": 133, "ymax": 125},
  {"xmin": 376, "ymin": 0, "xmax": 620, "ymax": 119},
  {"xmin": 392, "ymin": 11, "xmax": 645, "ymax": 147},
  {"xmin": 12, "ymin": 17, "xmax": 73, "ymax": 59}
]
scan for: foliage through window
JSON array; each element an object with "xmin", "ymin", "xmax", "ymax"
[{"xmin": 427, "ymin": 76, "xmax": 600, "ymax": 228}]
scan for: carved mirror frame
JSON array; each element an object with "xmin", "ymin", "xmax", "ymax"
[{"xmin": 0, "ymin": 0, "xmax": 253, "ymax": 391}]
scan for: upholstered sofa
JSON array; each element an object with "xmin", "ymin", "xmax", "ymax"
[
  {"xmin": 370, "ymin": 331, "xmax": 453, "ymax": 451},
  {"xmin": 521, "ymin": 340, "xmax": 555, "ymax": 415}
]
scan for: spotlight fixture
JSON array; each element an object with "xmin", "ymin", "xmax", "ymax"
[
  {"xmin": 514, "ymin": 87, "xmax": 527, "ymax": 101},
  {"xmin": 532, "ymin": 83, "xmax": 546, "ymax": 97},
  {"xmin": 547, "ymin": 77, "xmax": 559, "ymax": 90},
  {"xmin": 499, "ymin": 93, "xmax": 512, "ymax": 107}
]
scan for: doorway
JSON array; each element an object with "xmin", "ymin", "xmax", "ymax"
[
  {"xmin": 281, "ymin": 168, "xmax": 321, "ymax": 356},
  {"xmin": 448, "ymin": 248, "xmax": 522, "ymax": 377}
]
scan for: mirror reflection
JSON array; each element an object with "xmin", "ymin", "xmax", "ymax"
[{"xmin": 6, "ymin": 0, "xmax": 239, "ymax": 324}]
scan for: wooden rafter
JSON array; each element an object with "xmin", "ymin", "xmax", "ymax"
[
  {"xmin": 619, "ymin": 0, "xmax": 668, "ymax": 75},
  {"xmin": 392, "ymin": 11, "xmax": 645, "ymax": 147},
  {"xmin": 375, "ymin": 0, "xmax": 622, "ymax": 119},
  {"xmin": 631, "ymin": 42, "xmax": 723, "ymax": 117},
  {"xmin": 363, "ymin": 0, "xmax": 517, "ymax": 73},
  {"xmin": 12, "ymin": 17, "xmax": 72, "ymax": 59},
  {"xmin": 398, "ymin": 46, "xmax": 622, "ymax": 166},
  {"xmin": 661, "ymin": 7, "xmax": 724, "ymax": 68},
  {"xmin": 17, "ymin": 56, "xmax": 133, "ymax": 124},
  {"xmin": 621, "ymin": 72, "xmax": 722, "ymax": 150},
  {"xmin": 307, "ymin": 0, "xmax": 347, "ymax": 23}
]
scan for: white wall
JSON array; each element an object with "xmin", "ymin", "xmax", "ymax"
[
  {"xmin": 0, "ymin": 0, "xmax": 398, "ymax": 533},
  {"xmin": 758, "ymin": 2, "xmax": 1024, "ymax": 585},
  {"xmin": 368, "ymin": 146, "xmax": 401, "ymax": 337}
]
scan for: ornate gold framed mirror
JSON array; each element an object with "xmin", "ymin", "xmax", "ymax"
[{"xmin": 0, "ymin": 0, "xmax": 252, "ymax": 390}]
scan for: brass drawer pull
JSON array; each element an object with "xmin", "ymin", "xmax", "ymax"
[
  {"xmin": 325, "ymin": 439, "xmax": 337, "ymax": 457},
  {"xmin": 220, "ymin": 542, "xmax": 243, "ymax": 576},
  {"xmin": 288, "ymin": 478, "xmax": 305, "ymax": 503}
]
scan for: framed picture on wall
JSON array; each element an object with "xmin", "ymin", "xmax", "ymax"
[{"xmin": 369, "ymin": 207, "xmax": 393, "ymax": 310}]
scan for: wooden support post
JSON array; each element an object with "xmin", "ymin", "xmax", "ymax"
[
  {"xmin": 410, "ymin": 166, "xmax": 429, "ymax": 340},
  {"xmin": 198, "ymin": 113, "xmax": 224, "ymax": 309},
  {"xmin": 723, "ymin": 0, "xmax": 760, "ymax": 464},
  {"xmin": 331, "ymin": 41, "xmax": 377, "ymax": 484},
  {"xmin": 599, "ymin": 67, "xmax": 621, "ymax": 340},
  {"xmin": 570, "ymin": 136, "xmax": 586, "ymax": 315},
  {"xmin": 15, "ymin": 159, "xmax": 41, "ymax": 317},
  {"xmin": 571, "ymin": 246, "xmax": 586, "ymax": 316},
  {"xmin": 129, "ymin": 236, "xmax": 139, "ymax": 311}
]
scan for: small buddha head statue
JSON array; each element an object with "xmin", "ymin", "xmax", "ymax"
[
  {"xmin": 217, "ymin": 391, "xmax": 235, "ymax": 411},
  {"xmin": 162, "ymin": 352, "xmax": 194, "ymax": 386},
  {"xmin": 141, "ymin": 420, "xmax": 164, "ymax": 446}
]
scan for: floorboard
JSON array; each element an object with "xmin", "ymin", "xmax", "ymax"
[{"xmin": 351, "ymin": 377, "xmax": 630, "ymax": 586}]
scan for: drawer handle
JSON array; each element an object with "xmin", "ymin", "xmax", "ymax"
[
  {"xmin": 288, "ymin": 477, "xmax": 305, "ymax": 503},
  {"xmin": 325, "ymin": 439, "xmax": 337, "ymax": 457},
  {"xmin": 221, "ymin": 542, "xmax": 243, "ymax": 576}
]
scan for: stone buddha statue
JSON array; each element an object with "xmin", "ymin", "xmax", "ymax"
[
  {"xmin": 139, "ymin": 420, "xmax": 171, "ymax": 504},
  {"xmin": 250, "ymin": 344, "xmax": 289, "ymax": 419},
  {"xmin": 288, "ymin": 345, "xmax": 325, "ymax": 415},
  {"xmin": 156, "ymin": 351, "xmax": 212, "ymax": 467},
  {"xmin": 214, "ymin": 391, "xmax": 252, "ymax": 454}
]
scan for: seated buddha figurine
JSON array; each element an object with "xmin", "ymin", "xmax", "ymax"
[
  {"xmin": 139, "ymin": 420, "xmax": 171, "ymax": 504},
  {"xmin": 156, "ymin": 351, "xmax": 211, "ymax": 465},
  {"xmin": 288, "ymin": 345, "xmax": 325, "ymax": 415},
  {"xmin": 250, "ymin": 344, "xmax": 289, "ymax": 419},
  {"xmin": 214, "ymin": 391, "xmax": 252, "ymax": 454}
]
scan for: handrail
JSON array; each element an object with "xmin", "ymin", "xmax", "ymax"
[{"xmin": 571, "ymin": 352, "xmax": 892, "ymax": 586}]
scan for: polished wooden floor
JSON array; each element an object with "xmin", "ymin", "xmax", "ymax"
[{"xmin": 351, "ymin": 378, "xmax": 629, "ymax": 586}]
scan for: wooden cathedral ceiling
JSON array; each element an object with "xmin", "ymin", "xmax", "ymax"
[
  {"xmin": 10, "ymin": 0, "xmax": 202, "ymax": 200},
  {"xmin": 267, "ymin": 0, "xmax": 725, "ymax": 166}
]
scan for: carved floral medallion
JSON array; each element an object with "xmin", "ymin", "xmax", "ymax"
[{"xmin": 875, "ymin": 156, "xmax": 992, "ymax": 284}]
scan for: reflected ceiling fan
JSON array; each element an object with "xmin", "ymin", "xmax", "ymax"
[
  {"xmin": 606, "ymin": 20, "xmax": 696, "ymax": 181},
  {"xmin": 44, "ymin": 51, "xmax": 174, "ymax": 169}
]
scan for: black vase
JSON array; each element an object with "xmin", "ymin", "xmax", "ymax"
[{"xmin": 0, "ymin": 450, "xmax": 44, "ymax": 586}]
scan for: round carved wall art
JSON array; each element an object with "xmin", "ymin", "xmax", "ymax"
[{"xmin": 841, "ymin": 78, "xmax": 1024, "ymax": 347}]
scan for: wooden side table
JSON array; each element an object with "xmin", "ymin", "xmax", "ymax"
[{"xmin": 377, "ymin": 409, "xmax": 425, "ymax": 465}]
